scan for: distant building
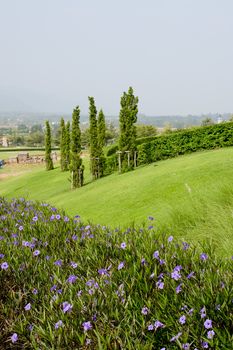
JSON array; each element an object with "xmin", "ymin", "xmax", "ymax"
[
  {"xmin": 217, "ymin": 115, "xmax": 223, "ymax": 124},
  {"xmin": 0, "ymin": 136, "xmax": 9, "ymax": 147}
]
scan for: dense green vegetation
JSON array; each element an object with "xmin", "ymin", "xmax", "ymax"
[
  {"xmin": 106, "ymin": 122, "xmax": 233, "ymax": 163},
  {"xmin": 1, "ymin": 148, "xmax": 233, "ymax": 255},
  {"xmin": 0, "ymin": 198, "xmax": 232, "ymax": 349},
  {"xmin": 137, "ymin": 122, "xmax": 233, "ymax": 165}
]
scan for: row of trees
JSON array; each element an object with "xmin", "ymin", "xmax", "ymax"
[
  {"xmin": 45, "ymin": 95, "xmax": 109, "ymax": 188},
  {"xmin": 45, "ymin": 87, "xmax": 139, "ymax": 188}
]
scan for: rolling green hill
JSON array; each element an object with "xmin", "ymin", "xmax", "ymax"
[{"xmin": 1, "ymin": 147, "xmax": 233, "ymax": 254}]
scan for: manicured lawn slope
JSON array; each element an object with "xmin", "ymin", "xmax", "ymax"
[{"xmin": 1, "ymin": 148, "xmax": 233, "ymax": 254}]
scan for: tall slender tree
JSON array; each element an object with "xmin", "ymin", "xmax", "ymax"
[
  {"xmin": 70, "ymin": 106, "xmax": 83, "ymax": 189},
  {"xmin": 97, "ymin": 109, "xmax": 106, "ymax": 177},
  {"xmin": 45, "ymin": 120, "xmax": 54, "ymax": 170},
  {"xmin": 88, "ymin": 96, "xmax": 99, "ymax": 179},
  {"xmin": 97, "ymin": 109, "xmax": 106, "ymax": 149},
  {"xmin": 119, "ymin": 87, "xmax": 138, "ymax": 170},
  {"xmin": 60, "ymin": 117, "xmax": 66, "ymax": 171},
  {"xmin": 65, "ymin": 121, "xmax": 70, "ymax": 170}
]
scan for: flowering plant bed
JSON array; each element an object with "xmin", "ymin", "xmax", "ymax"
[{"xmin": 0, "ymin": 197, "xmax": 232, "ymax": 349}]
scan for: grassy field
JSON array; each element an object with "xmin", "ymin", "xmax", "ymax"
[{"xmin": 1, "ymin": 147, "xmax": 233, "ymax": 254}]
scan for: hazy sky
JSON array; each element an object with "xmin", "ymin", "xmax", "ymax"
[{"xmin": 0, "ymin": 0, "xmax": 233, "ymax": 115}]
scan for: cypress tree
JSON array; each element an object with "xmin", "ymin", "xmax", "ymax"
[
  {"xmin": 65, "ymin": 121, "xmax": 70, "ymax": 170},
  {"xmin": 97, "ymin": 109, "xmax": 106, "ymax": 150},
  {"xmin": 88, "ymin": 96, "xmax": 99, "ymax": 179},
  {"xmin": 97, "ymin": 109, "xmax": 106, "ymax": 177},
  {"xmin": 70, "ymin": 106, "xmax": 83, "ymax": 189},
  {"xmin": 45, "ymin": 120, "xmax": 54, "ymax": 171},
  {"xmin": 119, "ymin": 87, "xmax": 138, "ymax": 170},
  {"xmin": 60, "ymin": 117, "xmax": 66, "ymax": 171}
]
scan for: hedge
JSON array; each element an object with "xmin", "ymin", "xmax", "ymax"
[
  {"xmin": 137, "ymin": 122, "xmax": 233, "ymax": 165},
  {"xmin": 106, "ymin": 135, "xmax": 159, "ymax": 156}
]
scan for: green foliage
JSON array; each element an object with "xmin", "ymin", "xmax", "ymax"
[
  {"xmin": 70, "ymin": 106, "xmax": 83, "ymax": 188},
  {"xmin": 44, "ymin": 121, "xmax": 54, "ymax": 171},
  {"xmin": 88, "ymin": 97, "xmax": 99, "ymax": 179},
  {"xmin": 60, "ymin": 118, "xmax": 67, "ymax": 172},
  {"xmin": 137, "ymin": 122, "xmax": 233, "ymax": 165},
  {"xmin": 81, "ymin": 127, "xmax": 90, "ymax": 148},
  {"xmin": 201, "ymin": 118, "xmax": 214, "ymax": 127},
  {"xmin": 97, "ymin": 109, "xmax": 106, "ymax": 177},
  {"xmin": 65, "ymin": 121, "xmax": 70, "ymax": 170},
  {"xmin": 97, "ymin": 109, "xmax": 106, "ymax": 150},
  {"xmin": 104, "ymin": 155, "xmax": 116, "ymax": 175},
  {"xmin": 0, "ymin": 197, "xmax": 232, "ymax": 349},
  {"xmin": 119, "ymin": 87, "xmax": 138, "ymax": 170},
  {"xmin": 136, "ymin": 124, "xmax": 157, "ymax": 138}
]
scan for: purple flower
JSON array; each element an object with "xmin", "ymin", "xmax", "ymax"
[
  {"xmin": 201, "ymin": 341, "xmax": 209, "ymax": 348},
  {"xmin": 171, "ymin": 270, "xmax": 181, "ymax": 280},
  {"xmin": 67, "ymin": 275, "xmax": 77, "ymax": 284},
  {"xmin": 11, "ymin": 333, "xmax": 18, "ymax": 343},
  {"xmin": 156, "ymin": 280, "xmax": 164, "ymax": 289},
  {"xmin": 188, "ymin": 308, "xmax": 194, "ymax": 315},
  {"xmin": 200, "ymin": 253, "xmax": 208, "ymax": 261},
  {"xmin": 187, "ymin": 271, "xmax": 195, "ymax": 279},
  {"xmin": 154, "ymin": 320, "xmax": 164, "ymax": 329},
  {"xmin": 24, "ymin": 303, "xmax": 31, "ymax": 311},
  {"xmin": 19, "ymin": 225, "xmax": 23, "ymax": 231},
  {"xmin": 0, "ymin": 253, "xmax": 4, "ymax": 259},
  {"xmin": 28, "ymin": 324, "xmax": 34, "ymax": 331},
  {"xmin": 82, "ymin": 321, "xmax": 92, "ymax": 332},
  {"xmin": 170, "ymin": 332, "xmax": 182, "ymax": 342},
  {"xmin": 120, "ymin": 242, "xmax": 127, "ymax": 249},
  {"xmin": 200, "ymin": 306, "xmax": 206, "ymax": 319},
  {"xmin": 33, "ymin": 250, "xmax": 40, "ymax": 257},
  {"xmin": 141, "ymin": 258, "xmax": 146, "ymax": 265},
  {"xmin": 174, "ymin": 265, "xmax": 182, "ymax": 271},
  {"xmin": 118, "ymin": 262, "xmax": 125, "ymax": 270},
  {"xmin": 148, "ymin": 324, "xmax": 154, "ymax": 331},
  {"xmin": 148, "ymin": 216, "xmax": 154, "ymax": 220},
  {"xmin": 148, "ymin": 225, "xmax": 153, "ymax": 230},
  {"xmin": 168, "ymin": 235, "xmax": 173, "ymax": 242},
  {"xmin": 50, "ymin": 284, "xmax": 57, "ymax": 292},
  {"xmin": 77, "ymin": 290, "xmax": 82, "ymax": 297},
  {"xmin": 179, "ymin": 315, "xmax": 186, "ymax": 325},
  {"xmin": 55, "ymin": 320, "xmax": 63, "ymax": 329},
  {"xmin": 32, "ymin": 288, "xmax": 38, "ymax": 295},
  {"xmin": 204, "ymin": 319, "xmax": 212, "ymax": 329},
  {"xmin": 141, "ymin": 307, "xmax": 149, "ymax": 315},
  {"xmin": 32, "ymin": 216, "xmax": 38, "ymax": 222},
  {"xmin": 182, "ymin": 344, "xmax": 190, "ymax": 350},
  {"xmin": 153, "ymin": 250, "xmax": 159, "ymax": 259},
  {"xmin": 70, "ymin": 261, "xmax": 78, "ymax": 269},
  {"xmin": 62, "ymin": 301, "xmax": 73, "ymax": 313},
  {"xmin": 54, "ymin": 259, "xmax": 62, "ymax": 266},
  {"xmin": 1, "ymin": 262, "xmax": 8, "ymax": 270},
  {"xmin": 207, "ymin": 330, "xmax": 215, "ymax": 339},
  {"xmin": 182, "ymin": 242, "xmax": 190, "ymax": 250},
  {"xmin": 176, "ymin": 284, "xmax": 182, "ymax": 294}
]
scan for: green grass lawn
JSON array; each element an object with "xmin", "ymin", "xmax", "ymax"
[{"xmin": 1, "ymin": 147, "xmax": 233, "ymax": 254}]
